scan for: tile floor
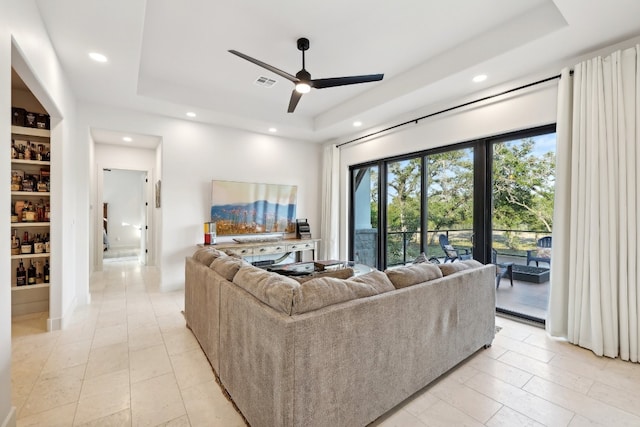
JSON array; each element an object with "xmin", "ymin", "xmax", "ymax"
[{"xmin": 11, "ymin": 260, "xmax": 640, "ymax": 426}]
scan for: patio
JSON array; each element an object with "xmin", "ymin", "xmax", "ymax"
[{"xmin": 494, "ymin": 253, "xmax": 550, "ymax": 322}]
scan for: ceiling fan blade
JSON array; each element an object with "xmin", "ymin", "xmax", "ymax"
[
  {"xmin": 311, "ymin": 74, "xmax": 384, "ymax": 89},
  {"xmin": 287, "ymin": 90, "xmax": 303, "ymax": 113},
  {"xmin": 228, "ymin": 50, "xmax": 298, "ymax": 83}
]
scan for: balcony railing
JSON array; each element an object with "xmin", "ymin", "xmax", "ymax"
[{"xmin": 358, "ymin": 228, "xmax": 552, "ymax": 267}]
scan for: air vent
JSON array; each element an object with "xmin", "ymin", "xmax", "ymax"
[{"xmin": 254, "ymin": 76, "xmax": 277, "ymax": 88}]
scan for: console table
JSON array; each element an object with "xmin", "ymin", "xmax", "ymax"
[{"xmin": 200, "ymin": 238, "xmax": 319, "ymax": 262}]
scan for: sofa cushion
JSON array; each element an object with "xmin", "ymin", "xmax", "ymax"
[
  {"xmin": 438, "ymin": 259, "xmax": 483, "ymax": 276},
  {"xmin": 291, "ymin": 277, "xmax": 379, "ymax": 315},
  {"xmin": 211, "ymin": 256, "xmax": 246, "ymax": 281},
  {"xmin": 384, "ymin": 263, "xmax": 443, "ymax": 289},
  {"xmin": 293, "ymin": 267, "xmax": 355, "ymax": 283},
  {"xmin": 233, "ymin": 265, "xmax": 300, "ymax": 315},
  {"xmin": 350, "ymin": 269, "xmax": 395, "ymax": 294},
  {"xmin": 192, "ymin": 247, "xmax": 226, "ymax": 266}
]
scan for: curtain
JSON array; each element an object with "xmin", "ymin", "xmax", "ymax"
[
  {"xmin": 548, "ymin": 46, "xmax": 640, "ymax": 362},
  {"xmin": 319, "ymin": 144, "xmax": 340, "ymax": 260}
]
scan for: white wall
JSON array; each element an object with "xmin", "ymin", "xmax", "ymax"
[
  {"xmin": 1, "ymin": 0, "xmax": 80, "ymax": 424},
  {"xmin": 337, "ymin": 82, "xmax": 559, "ymax": 260},
  {"xmin": 81, "ymin": 103, "xmax": 322, "ymax": 291},
  {"xmin": 92, "ymin": 143, "xmax": 157, "ymax": 271},
  {"xmin": 103, "ymin": 169, "xmax": 146, "ymax": 249}
]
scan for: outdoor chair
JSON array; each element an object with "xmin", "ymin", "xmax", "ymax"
[
  {"xmin": 438, "ymin": 234, "xmax": 472, "ymax": 263},
  {"xmin": 526, "ymin": 236, "xmax": 552, "ymax": 267},
  {"xmin": 492, "ymin": 248, "xmax": 513, "ymax": 289}
]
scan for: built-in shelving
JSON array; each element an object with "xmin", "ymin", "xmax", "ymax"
[{"xmin": 10, "ymin": 121, "xmax": 51, "ymax": 317}]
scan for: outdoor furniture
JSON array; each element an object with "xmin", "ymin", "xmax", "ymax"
[
  {"xmin": 512, "ymin": 265, "xmax": 550, "ymax": 284},
  {"xmin": 526, "ymin": 236, "xmax": 552, "ymax": 267},
  {"xmin": 492, "ymin": 248, "xmax": 513, "ymax": 289},
  {"xmin": 438, "ymin": 234, "xmax": 472, "ymax": 263}
]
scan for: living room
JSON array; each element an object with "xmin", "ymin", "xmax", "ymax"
[{"xmin": 3, "ymin": 1, "xmax": 640, "ymax": 426}]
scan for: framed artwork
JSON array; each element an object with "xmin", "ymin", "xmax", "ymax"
[{"xmin": 210, "ymin": 180, "xmax": 297, "ymax": 236}]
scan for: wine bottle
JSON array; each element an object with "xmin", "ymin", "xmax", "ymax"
[
  {"xmin": 43, "ymin": 259, "xmax": 50, "ymax": 284},
  {"xmin": 16, "ymin": 259, "xmax": 27, "ymax": 286},
  {"xmin": 27, "ymin": 260, "xmax": 36, "ymax": 285}
]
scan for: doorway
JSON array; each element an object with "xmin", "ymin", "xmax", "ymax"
[{"xmin": 102, "ymin": 169, "xmax": 148, "ymax": 264}]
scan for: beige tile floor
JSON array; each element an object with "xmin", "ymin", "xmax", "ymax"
[{"xmin": 11, "ymin": 260, "xmax": 640, "ymax": 426}]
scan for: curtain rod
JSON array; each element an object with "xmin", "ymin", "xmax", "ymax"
[{"xmin": 336, "ymin": 73, "xmax": 563, "ymax": 148}]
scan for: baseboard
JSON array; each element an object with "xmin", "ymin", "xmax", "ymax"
[
  {"xmin": 47, "ymin": 296, "xmax": 78, "ymax": 331},
  {"xmin": 1, "ymin": 407, "xmax": 16, "ymax": 427}
]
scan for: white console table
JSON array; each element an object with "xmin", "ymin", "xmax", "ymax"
[{"xmin": 200, "ymin": 238, "xmax": 319, "ymax": 262}]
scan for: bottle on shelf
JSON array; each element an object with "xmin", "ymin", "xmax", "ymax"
[
  {"xmin": 27, "ymin": 260, "xmax": 37, "ymax": 285},
  {"xmin": 33, "ymin": 234, "xmax": 44, "ymax": 254},
  {"xmin": 21, "ymin": 231, "xmax": 32, "ymax": 254},
  {"xmin": 43, "ymin": 259, "xmax": 50, "ymax": 284},
  {"xmin": 35, "ymin": 261, "xmax": 43, "ymax": 284},
  {"xmin": 44, "ymin": 233, "xmax": 51, "ymax": 253},
  {"xmin": 11, "ymin": 139, "xmax": 17, "ymax": 159},
  {"xmin": 16, "ymin": 259, "xmax": 27, "ymax": 286},
  {"xmin": 11, "ymin": 229, "xmax": 21, "ymax": 255}
]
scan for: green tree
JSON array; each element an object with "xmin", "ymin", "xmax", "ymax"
[
  {"xmin": 387, "ymin": 159, "xmax": 421, "ymax": 232},
  {"xmin": 493, "ymin": 138, "xmax": 555, "ymax": 248},
  {"xmin": 426, "ymin": 149, "xmax": 474, "ymax": 243}
]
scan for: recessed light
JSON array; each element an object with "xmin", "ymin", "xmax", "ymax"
[
  {"xmin": 186, "ymin": 112, "xmax": 196, "ymax": 118},
  {"xmin": 89, "ymin": 52, "xmax": 108, "ymax": 63},
  {"xmin": 122, "ymin": 136, "xmax": 132, "ymax": 142},
  {"xmin": 472, "ymin": 74, "xmax": 487, "ymax": 83},
  {"xmin": 268, "ymin": 127, "xmax": 277, "ymax": 133},
  {"xmin": 353, "ymin": 121, "xmax": 362, "ymax": 127}
]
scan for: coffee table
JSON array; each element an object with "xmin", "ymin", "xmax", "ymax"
[{"xmin": 512, "ymin": 265, "xmax": 550, "ymax": 283}]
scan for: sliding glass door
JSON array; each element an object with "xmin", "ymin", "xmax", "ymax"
[
  {"xmin": 425, "ymin": 148, "xmax": 474, "ymax": 260},
  {"xmin": 491, "ymin": 131, "xmax": 556, "ymax": 321},
  {"xmin": 386, "ymin": 159, "xmax": 422, "ymax": 266},
  {"xmin": 349, "ymin": 125, "xmax": 555, "ymax": 324},
  {"xmin": 352, "ymin": 165, "xmax": 379, "ymax": 268}
]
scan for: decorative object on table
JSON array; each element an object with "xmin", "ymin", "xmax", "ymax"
[
  {"xmin": 204, "ymin": 221, "xmax": 217, "ymax": 245},
  {"xmin": 296, "ymin": 218, "xmax": 311, "ymax": 239},
  {"xmin": 210, "ymin": 180, "xmax": 297, "ymax": 236}
]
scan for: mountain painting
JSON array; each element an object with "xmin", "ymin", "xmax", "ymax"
[{"xmin": 211, "ymin": 180, "xmax": 297, "ymax": 235}]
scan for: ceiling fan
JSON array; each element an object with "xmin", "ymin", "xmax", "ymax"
[{"xmin": 229, "ymin": 37, "xmax": 384, "ymax": 113}]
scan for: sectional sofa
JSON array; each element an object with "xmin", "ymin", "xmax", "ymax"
[{"xmin": 185, "ymin": 248, "xmax": 496, "ymax": 427}]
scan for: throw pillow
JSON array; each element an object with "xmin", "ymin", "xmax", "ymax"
[
  {"xmin": 233, "ymin": 265, "xmax": 300, "ymax": 315},
  {"xmin": 211, "ymin": 256, "xmax": 247, "ymax": 281},
  {"xmin": 443, "ymin": 244, "xmax": 458, "ymax": 258},
  {"xmin": 293, "ymin": 267, "xmax": 355, "ymax": 284},
  {"xmin": 536, "ymin": 247, "xmax": 552, "ymax": 259},
  {"xmin": 438, "ymin": 259, "xmax": 483, "ymax": 276},
  {"xmin": 350, "ymin": 269, "xmax": 395, "ymax": 293},
  {"xmin": 192, "ymin": 247, "xmax": 226, "ymax": 266},
  {"xmin": 384, "ymin": 263, "xmax": 443, "ymax": 289},
  {"xmin": 413, "ymin": 252, "xmax": 430, "ymax": 264},
  {"xmin": 291, "ymin": 277, "xmax": 378, "ymax": 315}
]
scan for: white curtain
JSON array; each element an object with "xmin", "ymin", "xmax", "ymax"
[
  {"xmin": 319, "ymin": 144, "xmax": 340, "ymax": 260},
  {"xmin": 548, "ymin": 46, "xmax": 640, "ymax": 362}
]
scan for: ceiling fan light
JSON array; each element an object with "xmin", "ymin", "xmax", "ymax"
[{"xmin": 295, "ymin": 82, "xmax": 311, "ymax": 94}]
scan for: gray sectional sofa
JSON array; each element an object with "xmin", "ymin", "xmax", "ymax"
[{"xmin": 185, "ymin": 248, "xmax": 496, "ymax": 427}]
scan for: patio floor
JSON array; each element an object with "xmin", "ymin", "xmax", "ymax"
[{"xmin": 494, "ymin": 254, "xmax": 550, "ymax": 322}]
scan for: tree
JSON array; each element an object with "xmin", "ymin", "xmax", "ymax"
[
  {"xmin": 426, "ymin": 149, "xmax": 474, "ymax": 243},
  {"xmin": 493, "ymin": 138, "xmax": 555, "ymax": 248},
  {"xmin": 387, "ymin": 159, "xmax": 421, "ymax": 232}
]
